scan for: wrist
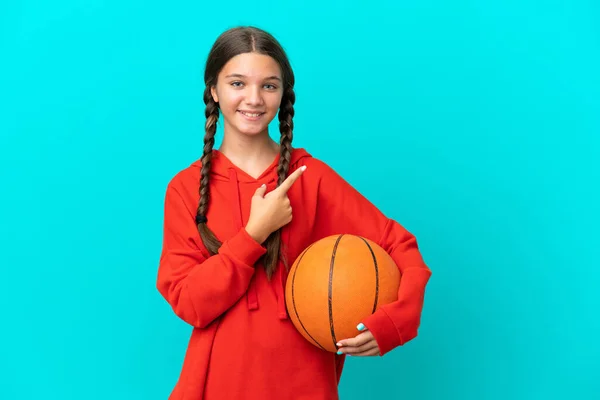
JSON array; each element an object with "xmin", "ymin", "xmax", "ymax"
[{"xmin": 245, "ymin": 224, "xmax": 268, "ymax": 244}]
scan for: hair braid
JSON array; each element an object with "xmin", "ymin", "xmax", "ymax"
[
  {"xmin": 196, "ymin": 86, "xmax": 222, "ymax": 254},
  {"xmin": 261, "ymin": 87, "xmax": 295, "ymax": 279}
]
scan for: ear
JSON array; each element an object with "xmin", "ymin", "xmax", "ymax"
[{"xmin": 210, "ymin": 86, "xmax": 219, "ymax": 103}]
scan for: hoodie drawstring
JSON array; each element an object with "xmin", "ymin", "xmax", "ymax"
[
  {"xmin": 228, "ymin": 167, "xmax": 289, "ymax": 319},
  {"xmin": 275, "ymin": 259, "xmax": 289, "ymax": 319},
  {"xmin": 229, "ymin": 168, "xmax": 259, "ymax": 310}
]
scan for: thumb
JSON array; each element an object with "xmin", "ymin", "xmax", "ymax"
[{"xmin": 254, "ymin": 183, "xmax": 267, "ymax": 198}]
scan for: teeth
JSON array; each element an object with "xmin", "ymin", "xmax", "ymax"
[{"xmin": 240, "ymin": 111, "xmax": 262, "ymax": 117}]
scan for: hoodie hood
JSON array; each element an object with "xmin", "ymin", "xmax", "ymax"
[
  {"xmin": 193, "ymin": 147, "xmax": 313, "ymax": 319},
  {"xmin": 202, "ymin": 147, "xmax": 312, "ymax": 183}
]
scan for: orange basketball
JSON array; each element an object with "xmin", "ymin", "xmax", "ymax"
[{"xmin": 285, "ymin": 234, "xmax": 401, "ymax": 353}]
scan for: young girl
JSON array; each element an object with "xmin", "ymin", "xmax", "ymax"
[{"xmin": 157, "ymin": 26, "xmax": 432, "ymax": 400}]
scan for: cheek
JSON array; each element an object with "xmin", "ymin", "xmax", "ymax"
[
  {"xmin": 219, "ymin": 90, "xmax": 243, "ymax": 110},
  {"xmin": 267, "ymin": 94, "xmax": 284, "ymax": 112}
]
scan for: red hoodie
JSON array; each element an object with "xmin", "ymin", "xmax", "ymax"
[{"xmin": 157, "ymin": 148, "xmax": 431, "ymax": 400}]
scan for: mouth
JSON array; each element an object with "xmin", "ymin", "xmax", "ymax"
[{"xmin": 238, "ymin": 110, "xmax": 266, "ymax": 120}]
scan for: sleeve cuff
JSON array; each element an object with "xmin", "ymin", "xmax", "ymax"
[
  {"xmin": 218, "ymin": 227, "xmax": 267, "ymax": 267},
  {"xmin": 362, "ymin": 267, "xmax": 432, "ymax": 355},
  {"xmin": 362, "ymin": 308, "xmax": 403, "ymax": 356}
]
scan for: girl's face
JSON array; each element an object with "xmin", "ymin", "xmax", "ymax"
[{"xmin": 211, "ymin": 52, "xmax": 283, "ymax": 138}]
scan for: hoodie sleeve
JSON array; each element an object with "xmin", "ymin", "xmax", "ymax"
[
  {"xmin": 312, "ymin": 160, "xmax": 432, "ymax": 355},
  {"xmin": 157, "ymin": 184, "xmax": 266, "ymax": 328}
]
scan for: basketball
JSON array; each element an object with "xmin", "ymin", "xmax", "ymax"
[{"xmin": 284, "ymin": 234, "xmax": 401, "ymax": 353}]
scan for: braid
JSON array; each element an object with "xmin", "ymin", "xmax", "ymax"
[
  {"xmin": 277, "ymin": 86, "xmax": 295, "ymax": 184},
  {"xmin": 196, "ymin": 86, "xmax": 222, "ymax": 255},
  {"xmin": 262, "ymin": 87, "xmax": 295, "ymax": 279}
]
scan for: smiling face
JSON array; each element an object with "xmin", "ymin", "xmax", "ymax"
[{"xmin": 210, "ymin": 52, "xmax": 283, "ymax": 138}]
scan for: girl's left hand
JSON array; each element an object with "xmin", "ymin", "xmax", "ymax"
[{"xmin": 336, "ymin": 324, "xmax": 380, "ymax": 356}]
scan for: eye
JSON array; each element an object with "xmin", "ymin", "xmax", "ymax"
[
  {"xmin": 264, "ymin": 84, "xmax": 278, "ymax": 90},
  {"xmin": 230, "ymin": 81, "xmax": 244, "ymax": 87}
]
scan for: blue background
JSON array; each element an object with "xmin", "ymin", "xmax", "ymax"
[{"xmin": 1, "ymin": 1, "xmax": 599, "ymax": 399}]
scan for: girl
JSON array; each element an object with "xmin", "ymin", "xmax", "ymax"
[{"xmin": 157, "ymin": 26, "xmax": 432, "ymax": 400}]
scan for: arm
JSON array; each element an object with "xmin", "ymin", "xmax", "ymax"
[
  {"xmin": 313, "ymin": 160, "xmax": 432, "ymax": 355},
  {"xmin": 157, "ymin": 185, "xmax": 266, "ymax": 328}
]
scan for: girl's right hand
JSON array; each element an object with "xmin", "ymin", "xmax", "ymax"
[{"xmin": 245, "ymin": 165, "xmax": 307, "ymax": 244}]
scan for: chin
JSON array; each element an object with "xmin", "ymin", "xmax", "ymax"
[{"xmin": 235, "ymin": 126, "xmax": 268, "ymax": 136}]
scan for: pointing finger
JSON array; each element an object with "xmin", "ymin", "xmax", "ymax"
[{"xmin": 275, "ymin": 165, "xmax": 306, "ymax": 195}]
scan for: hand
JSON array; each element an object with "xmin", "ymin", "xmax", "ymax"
[
  {"xmin": 245, "ymin": 165, "xmax": 307, "ymax": 244},
  {"xmin": 336, "ymin": 323, "xmax": 380, "ymax": 357}
]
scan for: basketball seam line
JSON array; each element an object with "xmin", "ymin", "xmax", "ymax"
[
  {"xmin": 328, "ymin": 234, "xmax": 344, "ymax": 349},
  {"xmin": 291, "ymin": 243, "xmax": 327, "ymax": 351},
  {"xmin": 358, "ymin": 236, "xmax": 379, "ymax": 314}
]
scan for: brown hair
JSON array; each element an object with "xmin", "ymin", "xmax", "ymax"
[{"xmin": 197, "ymin": 26, "xmax": 295, "ymax": 279}]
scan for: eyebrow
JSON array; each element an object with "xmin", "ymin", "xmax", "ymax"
[{"xmin": 224, "ymin": 73, "xmax": 281, "ymax": 81}]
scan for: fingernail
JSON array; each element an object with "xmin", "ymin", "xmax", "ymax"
[
  {"xmin": 336, "ymin": 350, "xmax": 343, "ymax": 355},
  {"xmin": 301, "ymin": 165, "xmax": 307, "ymax": 171},
  {"xmin": 357, "ymin": 323, "xmax": 365, "ymax": 331},
  {"xmin": 336, "ymin": 342, "xmax": 342, "ymax": 347},
  {"xmin": 261, "ymin": 184, "xmax": 266, "ymax": 188}
]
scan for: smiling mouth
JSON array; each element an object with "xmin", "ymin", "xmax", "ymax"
[{"xmin": 238, "ymin": 111, "xmax": 265, "ymax": 117}]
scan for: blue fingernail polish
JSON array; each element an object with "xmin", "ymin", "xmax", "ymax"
[
  {"xmin": 357, "ymin": 323, "xmax": 365, "ymax": 331},
  {"xmin": 337, "ymin": 350, "xmax": 343, "ymax": 355}
]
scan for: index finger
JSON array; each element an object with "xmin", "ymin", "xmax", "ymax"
[
  {"xmin": 336, "ymin": 330, "xmax": 373, "ymax": 348},
  {"xmin": 276, "ymin": 165, "xmax": 306, "ymax": 194}
]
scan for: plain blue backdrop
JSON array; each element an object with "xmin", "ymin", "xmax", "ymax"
[{"xmin": 1, "ymin": 1, "xmax": 599, "ymax": 399}]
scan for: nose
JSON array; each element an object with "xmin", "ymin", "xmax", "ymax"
[{"xmin": 245, "ymin": 85, "xmax": 264, "ymax": 106}]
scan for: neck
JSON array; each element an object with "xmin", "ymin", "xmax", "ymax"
[{"xmin": 218, "ymin": 128, "xmax": 280, "ymax": 161}]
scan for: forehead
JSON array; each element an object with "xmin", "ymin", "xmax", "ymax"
[{"xmin": 219, "ymin": 52, "xmax": 281, "ymax": 79}]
